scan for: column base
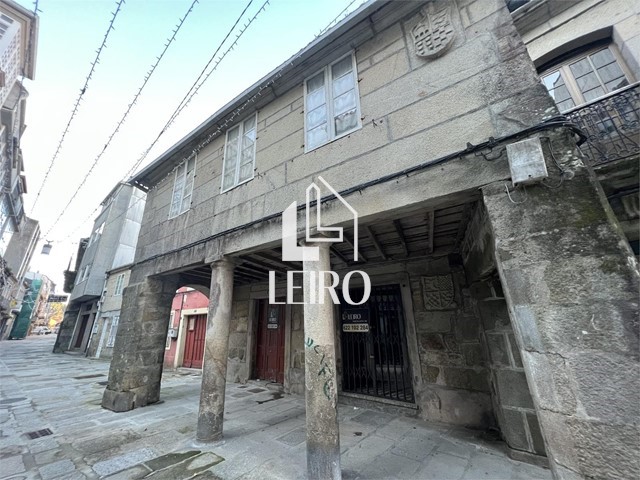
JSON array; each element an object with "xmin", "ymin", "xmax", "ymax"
[
  {"xmin": 101, "ymin": 385, "xmax": 160, "ymax": 412},
  {"xmin": 102, "ymin": 389, "xmax": 135, "ymax": 412},
  {"xmin": 196, "ymin": 411, "xmax": 224, "ymax": 443}
]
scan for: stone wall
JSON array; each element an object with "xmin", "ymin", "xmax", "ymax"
[
  {"xmin": 462, "ymin": 202, "xmax": 545, "ymax": 458},
  {"xmin": 134, "ymin": 0, "xmax": 549, "ymax": 263},
  {"xmin": 408, "ymin": 256, "xmax": 493, "ymax": 429}
]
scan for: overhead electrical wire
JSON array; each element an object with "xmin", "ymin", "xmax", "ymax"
[
  {"xmin": 50, "ymin": 0, "xmax": 363, "ymax": 245},
  {"xmin": 124, "ymin": 0, "xmax": 269, "ymax": 180},
  {"xmin": 31, "ymin": 0, "xmax": 125, "ymax": 211},
  {"xmin": 54, "ymin": 0, "xmax": 265, "ymax": 242},
  {"xmin": 43, "ymin": 0, "xmax": 201, "ymax": 239}
]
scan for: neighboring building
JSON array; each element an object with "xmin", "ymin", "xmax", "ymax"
[
  {"xmin": 85, "ymin": 264, "xmax": 131, "ymax": 359},
  {"xmin": 81, "ymin": 1, "xmax": 637, "ymax": 480},
  {"xmin": 53, "ymin": 182, "xmax": 146, "ymax": 353},
  {"xmin": 7, "ymin": 272, "xmax": 53, "ymax": 339},
  {"xmin": 0, "ymin": 0, "xmax": 39, "ymax": 338},
  {"xmin": 163, "ymin": 287, "xmax": 209, "ymax": 369},
  {"xmin": 512, "ymin": 0, "xmax": 639, "ymax": 256}
]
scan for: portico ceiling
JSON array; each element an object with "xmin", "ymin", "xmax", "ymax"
[{"xmin": 229, "ymin": 199, "xmax": 479, "ymax": 286}]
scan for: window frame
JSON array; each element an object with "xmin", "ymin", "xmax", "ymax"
[
  {"xmin": 113, "ymin": 273, "xmax": 125, "ymax": 296},
  {"xmin": 220, "ymin": 113, "xmax": 258, "ymax": 193},
  {"xmin": 169, "ymin": 156, "xmax": 197, "ymax": 219},
  {"xmin": 106, "ymin": 315, "xmax": 119, "ymax": 348},
  {"xmin": 540, "ymin": 44, "xmax": 634, "ymax": 113},
  {"xmin": 303, "ymin": 51, "xmax": 362, "ymax": 153}
]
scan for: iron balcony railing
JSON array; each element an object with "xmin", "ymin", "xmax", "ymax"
[{"xmin": 565, "ymin": 83, "xmax": 640, "ymax": 167}]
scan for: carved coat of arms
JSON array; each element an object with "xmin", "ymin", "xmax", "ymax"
[{"xmin": 411, "ymin": 5, "xmax": 455, "ymax": 59}]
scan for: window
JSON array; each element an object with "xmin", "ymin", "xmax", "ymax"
[
  {"xmin": 304, "ymin": 53, "xmax": 361, "ymax": 152},
  {"xmin": 114, "ymin": 273, "xmax": 125, "ymax": 296},
  {"xmin": 169, "ymin": 156, "xmax": 196, "ymax": 218},
  {"xmin": 87, "ymin": 222, "xmax": 104, "ymax": 247},
  {"xmin": 221, "ymin": 114, "xmax": 257, "ymax": 192},
  {"xmin": 82, "ymin": 264, "xmax": 91, "ymax": 281},
  {"xmin": 541, "ymin": 46, "xmax": 632, "ymax": 112},
  {"xmin": 106, "ymin": 316, "xmax": 119, "ymax": 348}
]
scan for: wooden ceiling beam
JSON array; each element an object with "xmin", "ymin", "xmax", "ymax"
[
  {"xmin": 365, "ymin": 226, "xmax": 387, "ymax": 260},
  {"xmin": 392, "ymin": 220, "xmax": 409, "ymax": 257},
  {"xmin": 427, "ymin": 211, "xmax": 434, "ymax": 254}
]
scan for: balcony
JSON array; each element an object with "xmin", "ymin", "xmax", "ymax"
[{"xmin": 565, "ymin": 83, "xmax": 640, "ymax": 167}]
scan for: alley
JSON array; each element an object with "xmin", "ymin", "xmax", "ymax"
[{"xmin": 0, "ymin": 336, "xmax": 551, "ymax": 480}]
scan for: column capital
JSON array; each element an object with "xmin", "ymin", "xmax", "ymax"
[{"xmin": 205, "ymin": 256, "xmax": 241, "ymax": 270}]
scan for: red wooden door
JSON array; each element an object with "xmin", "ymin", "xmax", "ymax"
[
  {"xmin": 255, "ymin": 300, "xmax": 285, "ymax": 383},
  {"xmin": 183, "ymin": 314, "xmax": 207, "ymax": 368}
]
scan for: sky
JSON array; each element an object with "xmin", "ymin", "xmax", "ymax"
[{"xmin": 14, "ymin": 0, "xmax": 367, "ymax": 291}]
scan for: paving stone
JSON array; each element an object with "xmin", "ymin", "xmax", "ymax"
[
  {"xmin": 38, "ymin": 459, "xmax": 76, "ymax": 480},
  {"xmin": 102, "ymin": 464, "xmax": 151, "ymax": 480},
  {"xmin": 390, "ymin": 434, "xmax": 438, "ymax": 461},
  {"xmin": 351, "ymin": 410, "xmax": 395, "ymax": 428},
  {"xmin": 92, "ymin": 448, "xmax": 157, "ymax": 477},
  {"xmin": 0, "ymin": 338, "xmax": 552, "ymax": 480},
  {"xmin": 2, "ymin": 454, "xmax": 26, "ymax": 476},
  {"xmin": 359, "ymin": 451, "xmax": 422, "ymax": 479},
  {"xmin": 275, "ymin": 426, "xmax": 306, "ymax": 446},
  {"xmin": 34, "ymin": 448, "xmax": 65, "ymax": 466},
  {"xmin": 416, "ymin": 451, "xmax": 469, "ymax": 479},
  {"xmin": 462, "ymin": 452, "xmax": 515, "ymax": 479},
  {"xmin": 375, "ymin": 418, "xmax": 418, "ymax": 440}
]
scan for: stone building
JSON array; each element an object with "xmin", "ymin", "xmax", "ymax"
[
  {"xmin": 0, "ymin": 0, "xmax": 39, "ymax": 337},
  {"xmin": 84, "ymin": 263, "xmax": 131, "ymax": 359},
  {"xmin": 92, "ymin": 1, "xmax": 637, "ymax": 479},
  {"xmin": 163, "ymin": 287, "xmax": 210, "ymax": 369},
  {"xmin": 54, "ymin": 183, "xmax": 146, "ymax": 353}
]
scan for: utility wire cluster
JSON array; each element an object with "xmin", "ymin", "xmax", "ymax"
[
  {"xmin": 140, "ymin": 0, "xmax": 366, "ymax": 195},
  {"xmin": 43, "ymin": 0, "xmax": 201, "ymax": 239},
  {"xmin": 32, "ymin": 0, "xmax": 125, "ymax": 211},
  {"xmin": 124, "ymin": 0, "xmax": 270, "ymax": 181},
  {"xmin": 55, "ymin": 0, "xmax": 271, "ymax": 242},
  {"xmin": 48, "ymin": 0, "xmax": 362, "ymax": 245}
]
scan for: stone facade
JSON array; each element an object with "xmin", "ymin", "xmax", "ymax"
[{"xmin": 98, "ymin": 1, "xmax": 639, "ymax": 479}]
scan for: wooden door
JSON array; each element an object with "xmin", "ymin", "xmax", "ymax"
[
  {"xmin": 182, "ymin": 314, "xmax": 207, "ymax": 368},
  {"xmin": 255, "ymin": 300, "xmax": 285, "ymax": 383},
  {"xmin": 74, "ymin": 315, "xmax": 90, "ymax": 348}
]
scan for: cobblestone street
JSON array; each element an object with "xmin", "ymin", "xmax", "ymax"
[{"xmin": 0, "ymin": 337, "xmax": 551, "ymax": 479}]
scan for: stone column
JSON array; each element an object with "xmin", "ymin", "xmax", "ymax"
[
  {"xmin": 196, "ymin": 258, "xmax": 235, "ymax": 442},
  {"xmin": 482, "ymin": 142, "xmax": 639, "ymax": 479},
  {"xmin": 102, "ymin": 274, "xmax": 179, "ymax": 412},
  {"xmin": 303, "ymin": 242, "xmax": 341, "ymax": 480}
]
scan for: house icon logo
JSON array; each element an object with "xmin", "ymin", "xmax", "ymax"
[
  {"xmin": 281, "ymin": 176, "xmax": 359, "ymax": 262},
  {"xmin": 269, "ymin": 176, "xmax": 371, "ymax": 306}
]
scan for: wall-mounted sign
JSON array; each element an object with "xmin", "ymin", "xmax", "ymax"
[
  {"xmin": 267, "ymin": 307, "xmax": 279, "ymax": 329},
  {"xmin": 47, "ymin": 294, "xmax": 68, "ymax": 303},
  {"xmin": 341, "ymin": 308, "xmax": 369, "ymax": 333}
]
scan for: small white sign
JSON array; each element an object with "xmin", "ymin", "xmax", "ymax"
[{"xmin": 343, "ymin": 323, "xmax": 369, "ymax": 333}]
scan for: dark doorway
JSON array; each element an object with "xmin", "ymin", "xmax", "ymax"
[
  {"xmin": 183, "ymin": 314, "xmax": 206, "ymax": 368},
  {"xmin": 254, "ymin": 300, "xmax": 285, "ymax": 384},
  {"xmin": 341, "ymin": 284, "xmax": 414, "ymax": 402},
  {"xmin": 74, "ymin": 315, "xmax": 90, "ymax": 349}
]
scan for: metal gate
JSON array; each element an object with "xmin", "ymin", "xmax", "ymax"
[{"xmin": 340, "ymin": 284, "xmax": 414, "ymax": 403}]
